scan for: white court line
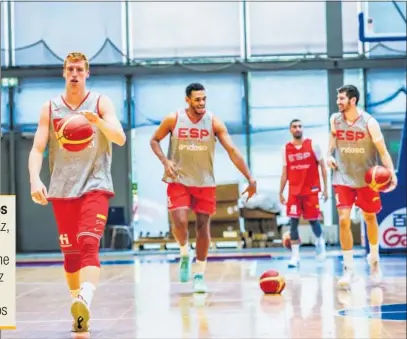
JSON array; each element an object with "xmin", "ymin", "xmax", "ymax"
[
  {"xmin": 101, "ymin": 304, "xmax": 135, "ymax": 332},
  {"xmin": 17, "ymin": 287, "xmax": 41, "ymax": 299},
  {"xmin": 249, "ymin": 261, "xmax": 257, "ymax": 277}
]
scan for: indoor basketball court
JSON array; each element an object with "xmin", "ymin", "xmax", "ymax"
[
  {"xmin": 1, "ymin": 1, "xmax": 406, "ymax": 338},
  {"xmin": 3, "ymin": 249, "xmax": 407, "ymax": 338}
]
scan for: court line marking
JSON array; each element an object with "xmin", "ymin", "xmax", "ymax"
[
  {"xmin": 249, "ymin": 260, "xmax": 258, "ymax": 277},
  {"xmin": 16, "ymin": 287, "xmax": 41, "ymax": 299}
]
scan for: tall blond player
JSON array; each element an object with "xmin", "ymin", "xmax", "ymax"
[{"xmin": 28, "ymin": 52, "xmax": 126, "ymax": 335}]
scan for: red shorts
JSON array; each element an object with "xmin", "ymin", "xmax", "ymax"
[
  {"xmin": 51, "ymin": 191, "xmax": 110, "ymax": 254},
  {"xmin": 286, "ymin": 193, "xmax": 321, "ymax": 220},
  {"xmin": 333, "ymin": 185, "xmax": 381, "ymax": 214},
  {"xmin": 167, "ymin": 183, "xmax": 216, "ymax": 215}
]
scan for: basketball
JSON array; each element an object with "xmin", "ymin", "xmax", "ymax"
[
  {"xmin": 282, "ymin": 231, "xmax": 300, "ymax": 250},
  {"xmin": 365, "ymin": 165, "xmax": 392, "ymax": 192},
  {"xmin": 259, "ymin": 269, "xmax": 286, "ymax": 294},
  {"xmin": 56, "ymin": 114, "xmax": 94, "ymax": 152}
]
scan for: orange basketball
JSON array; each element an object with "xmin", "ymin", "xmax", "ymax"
[
  {"xmin": 259, "ymin": 269, "xmax": 286, "ymax": 294},
  {"xmin": 365, "ymin": 165, "xmax": 392, "ymax": 192},
  {"xmin": 56, "ymin": 114, "xmax": 94, "ymax": 152},
  {"xmin": 282, "ymin": 231, "xmax": 300, "ymax": 250}
]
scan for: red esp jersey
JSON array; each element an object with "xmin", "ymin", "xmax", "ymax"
[{"xmin": 285, "ymin": 139, "xmax": 321, "ymax": 196}]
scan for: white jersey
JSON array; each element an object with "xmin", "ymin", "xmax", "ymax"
[
  {"xmin": 330, "ymin": 110, "xmax": 382, "ymax": 188},
  {"xmin": 48, "ymin": 92, "xmax": 114, "ymax": 199},
  {"xmin": 163, "ymin": 109, "xmax": 216, "ymax": 187}
]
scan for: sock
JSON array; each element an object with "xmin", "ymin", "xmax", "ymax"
[
  {"xmin": 180, "ymin": 243, "xmax": 189, "ymax": 257},
  {"xmin": 342, "ymin": 250, "xmax": 354, "ymax": 270},
  {"xmin": 79, "ymin": 282, "xmax": 96, "ymax": 307},
  {"xmin": 195, "ymin": 260, "xmax": 207, "ymax": 275},
  {"xmin": 70, "ymin": 289, "xmax": 80, "ymax": 299},
  {"xmin": 369, "ymin": 244, "xmax": 379, "ymax": 261},
  {"xmin": 292, "ymin": 244, "xmax": 300, "ymax": 260},
  {"xmin": 316, "ymin": 236, "xmax": 325, "ymax": 247}
]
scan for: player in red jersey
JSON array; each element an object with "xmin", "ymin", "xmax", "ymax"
[{"xmin": 280, "ymin": 119, "xmax": 328, "ymax": 267}]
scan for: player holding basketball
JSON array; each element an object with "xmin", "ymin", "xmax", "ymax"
[
  {"xmin": 279, "ymin": 119, "xmax": 328, "ymax": 268},
  {"xmin": 327, "ymin": 85, "xmax": 397, "ymax": 287},
  {"xmin": 150, "ymin": 83, "xmax": 257, "ymax": 293},
  {"xmin": 28, "ymin": 52, "xmax": 126, "ymax": 335}
]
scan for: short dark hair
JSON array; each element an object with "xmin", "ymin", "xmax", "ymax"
[
  {"xmin": 289, "ymin": 118, "xmax": 301, "ymax": 127},
  {"xmin": 186, "ymin": 83, "xmax": 205, "ymax": 97},
  {"xmin": 337, "ymin": 85, "xmax": 360, "ymax": 104}
]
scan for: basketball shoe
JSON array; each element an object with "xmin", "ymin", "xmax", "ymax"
[
  {"xmin": 367, "ymin": 253, "xmax": 382, "ymax": 284},
  {"xmin": 337, "ymin": 266, "xmax": 357, "ymax": 288},
  {"xmin": 71, "ymin": 297, "xmax": 90, "ymax": 334},
  {"xmin": 193, "ymin": 274, "xmax": 208, "ymax": 293},
  {"xmin": 179, "ymin": 255, "xmax": 192, "ymax": 283}
]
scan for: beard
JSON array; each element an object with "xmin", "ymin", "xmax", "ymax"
[{"xmin": 338, "ymin": 104, "xmax": 350, "ymax": 113}]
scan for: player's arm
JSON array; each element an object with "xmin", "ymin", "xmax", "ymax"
[
  {"xmin": 94, "ymin": 95, "xmax": 126, "ymax": 146},
  {"xmin": 319, "ymin": 157, "xmax": 328, "ymax": 197},
  {"xmin": 369, "ymin": 118, "xmax": 397, "ymax": 188},
  {"xmin": 313, "ymin": 143, "xmax": 328, "ymax": 201},
  {"xmin": 213, "ymin": 116, "xmax": 255, "ymax": 184},
  {"xmin": 326, "ymin": 114, "xmax": 338, "ymax": 169},
  {"xmin": 150, "ymin": 113, "xmax": 177, "ymax": 165},
  {"xmin": 28, "ymin": 101, "xmax": 50, "ymax": 204},
  {"xmin": 279, "ymin": 147, "xmax": 288, "ymax": 204}
]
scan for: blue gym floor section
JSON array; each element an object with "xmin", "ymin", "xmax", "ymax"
[{"xmin": 338, "ymin": 303, "xmax": 407, "ymax": 321}]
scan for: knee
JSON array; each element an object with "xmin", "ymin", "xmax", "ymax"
[
  {"xmin": 363, "ymin": 212, "xmax": 377, "ymax": 224},
  {"xmin": 171, "ymin": 215, "xmax": 188, "ymax": 230},
  {"xmin": 78, "ymin": 235, "xmax": 100, "ymax": 268},
  {"xmin": 64, "ymin": 253, "xmax": 81, "ymax": 273},
  {"xmin": 338, "ymin": 210, "xmax": 351, "ymax": 228}
]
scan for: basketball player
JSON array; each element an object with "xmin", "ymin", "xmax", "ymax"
[
  {"xmin": 150, "ymin": 83, "xmax": 257, "ymax": 293},
  {"xmin": 28, "ymin": 52, "xmax": 126, "ymax": 335},
  {"xmin": 279, "ymin": 119, "xmax": 328, "ymax": 268},
  {"xmin": 327, "ymin": 85, "xmax": 397, "ymax": 287}
]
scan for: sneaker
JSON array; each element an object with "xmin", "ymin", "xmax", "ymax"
[
  {"xmin": 71, "ymin": 325, "xmax": 90, "ymax": 339},
  {"xmin": 71, "ymin": 297, "xmax": 90, "ymax": 334},
  {"xmin": 193, "ymin": 274, "xmax": 208, "ymax": 293},
  {"xmin": 288, "ymin": 257, "xmax": 299, "ymax": 268},
  {"xmin": 179, "ymin": 255, "xmax": 192, "ymax": 283},
  {"xmin": 367, "ymin": 254, "xmax": 382, "ymax": 285},
  {"xmin": 315, "ymin": 237, "xmax": 326, "ymax": 261},
  {"xmin": 337, "ymin": 266, "xmax": 356, "ymax": 289}
]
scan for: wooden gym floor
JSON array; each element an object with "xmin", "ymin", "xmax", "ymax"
[{"xmin": 3, "ymin": 248, "xmax": 407, "ymax": 338}]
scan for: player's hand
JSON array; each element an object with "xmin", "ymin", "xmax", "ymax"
[
  {"xmin": 326, "ymin": 156, "xmax": 338, "ymax": 170},
  {"xmin": 279, "ymin": 193, "xmax": 286, "ymax": 205},
  {"xmin": 383, "ymin": 173, "xmax": 398, "ymax": 193},
  {"xmin": 242, "ymin": 179, "xmax": 257, "ymax": 202},
  {"xmin": 79, "ymin": 110, "xmax": 100, "ymax": 124},
  {"xmin": 30, "ymin": 179, "xmax": 48, "ymax": 205},
  {"xmin": 321, "ymin": 189, "xmax": 328, "ymax": 202},
  {"xmin": 163, "ymin": 159, "xmax": 179, "ymax": 179}
]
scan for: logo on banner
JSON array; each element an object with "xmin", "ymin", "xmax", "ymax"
[{"xmin": 379, "ymin": 207, "xmax": 407, "ymax": 249}]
